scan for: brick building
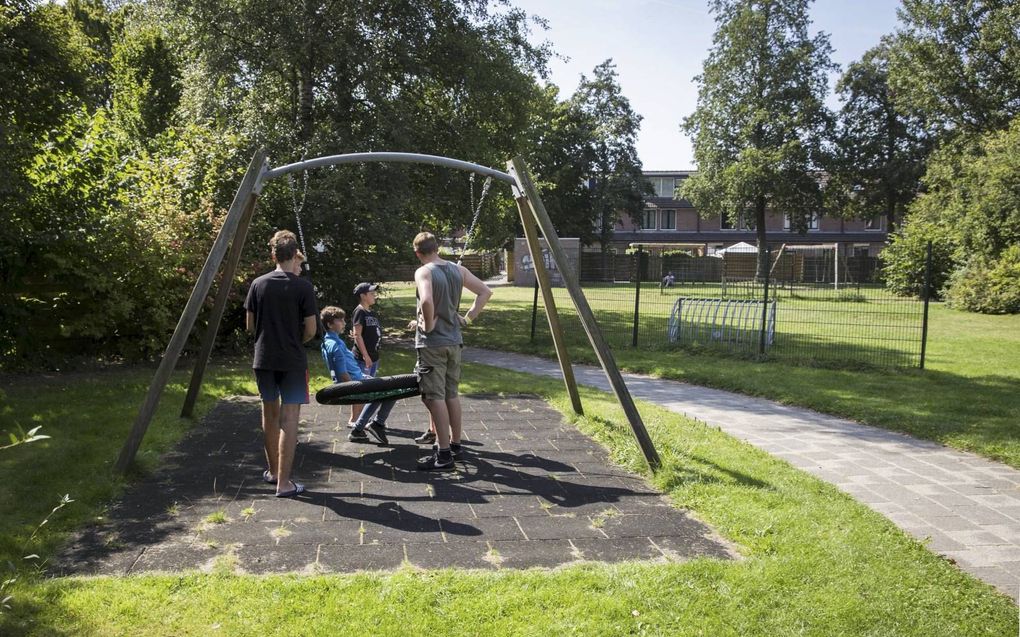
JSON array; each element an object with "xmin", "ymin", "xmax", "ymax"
[{"xmin": 605, "ymin": 170, "xmax": 888, "ymax": 258}]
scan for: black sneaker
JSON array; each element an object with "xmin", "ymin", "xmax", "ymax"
[
  {"xmin": 437, "ymin": 442, "xmax": 463, "ymax": 457},
  {"xmin": 415, "ymin": 430, "xmax": 436, "ymax": 445},
  {"xmin": 417, "ymin": 450, "xmax": 455, "ymax": 471},
  {"xmin": 348, "ymin": 429, "xmax": 370, "ymax": 442},
  {"xmin": 366, "ymin": 422, "xmax": 388, "ymax": 445}
]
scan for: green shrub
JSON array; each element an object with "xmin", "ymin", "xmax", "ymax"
[
  {"xmin": 880, "ymin": 223, "xmax": 956, "ymax": 299},
  {"xmin": 945, "ymin": 245, "xmax": 1020, "ymax": 314},
  {"xmin": 884, "ymin": 117, "xmax": 1020, "ymax": 304}
]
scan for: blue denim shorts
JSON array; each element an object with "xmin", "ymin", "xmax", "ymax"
[
  {"xmin": 254, "ymin": 369, "xmax": 309, "ymax": 405},
  {"xmin": 358, "ymin": 360, "xmax": 379, "ymax": 378}
]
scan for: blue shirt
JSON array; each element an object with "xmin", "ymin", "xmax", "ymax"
[{"xmin": 321, "ymin": 331, "xmax": 363, "ymax": 382}]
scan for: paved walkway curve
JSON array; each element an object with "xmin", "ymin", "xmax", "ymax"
[{"xmin": 461, "ymin": 347, "xmax": 1020, "ymax": 602}]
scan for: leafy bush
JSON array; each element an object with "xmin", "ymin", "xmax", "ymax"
[
  {"xmin": 945, "ymin": 245, "xmax": 1020, "ymax": 314},
  {"xmin": 883, "ymin": 117, "xmax": 1020, "ymax": 303},
  {"xmin": 880, "ymin": 222, "xmax": 956, "ymax": 299},
  {"xmin": 0, "ymin": 107, "xmax": 248, "ymax": 369}
]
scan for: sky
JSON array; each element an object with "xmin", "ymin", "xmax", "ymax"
[{"xmin": 511, "ymin": 0, "xmax": 903, "ymax": 170}]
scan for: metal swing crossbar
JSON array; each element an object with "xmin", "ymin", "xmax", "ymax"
[
  {"xmin": 261, "ymin": 152, "xmax": 516, "ymax": 186},
  {"xmin": 667, "ymin": 297, "xmax": 776, "ymax": 350},
  {"xmin": 282, "ymin": 153, "xmax": 496, "ymax": 273},
  {"xmin": 115, "ymin": 150, "xmax": 662, "ymax": 476}
]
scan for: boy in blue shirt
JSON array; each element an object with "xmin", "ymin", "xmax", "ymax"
[{"xmin": 320, "ymin": 306, "xmax": 394, "ymax": 444}]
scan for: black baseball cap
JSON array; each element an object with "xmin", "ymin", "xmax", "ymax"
[{"xmin": 353, "ymin": 282, "xmax": 379, "ymax": 296}]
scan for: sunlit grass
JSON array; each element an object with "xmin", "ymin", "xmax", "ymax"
[{"xmin": 0, "ymin": 351, "xmax": 1015, "ymax": 635}]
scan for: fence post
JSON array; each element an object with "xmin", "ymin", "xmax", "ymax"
[
  {"xmin": 759, "ymin": 242, "xmax": 771, "ymax": 356},
  {"xmin": 530, "ymin": 276, "xmax": 539, "ymax": 342},
  {"xmin": 834, "ymin": 242, "xmax": 840, "ymax": 291},
  {"xmin": 920, "ymin": 240, "xmax": 932, "ymax": 369},
  {"xmin": 632, "ymin": 245, "xmax": 643, "ymax": 347}
]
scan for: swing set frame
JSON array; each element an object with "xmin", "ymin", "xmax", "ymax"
[{"xmin": 115, "ymin": 150, "xmax": 661, "ymax": 473}]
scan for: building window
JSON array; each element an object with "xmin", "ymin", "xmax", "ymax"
[
  {"xmin": 784, "ymin": 213, "xmax": 819, "ymax": 231},
  {"xmin": 721, "ymin": 212, "xmax": 750, "ymax": 230},
  {"xmin": 661, "ymin": 209, "xmax": 676, "ymax": 230},
  {"xmin": 641, "ymin": 209, "xmax": 657, "ymax": 230},
  {"xmin": 647, "ymin": 177, "xmax": 678, "ymax": 198},
  {"xmin": 865, "ymin": 215, "xmax": 883, "ymax": 231}
]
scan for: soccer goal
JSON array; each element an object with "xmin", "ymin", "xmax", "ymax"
[{"xmin": 667, "ymin": 297, "xmax": 776, "ymax": 352}]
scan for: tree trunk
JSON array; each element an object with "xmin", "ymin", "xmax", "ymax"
[
  {"xmin": 885, "ymin": 103, "xmax": 897, "ymax": 234},
  {"xmin": 886, "ymin": 189, "xmax": 897, "ymax": 234},
  {"xmin": 297, "ymin": 0, "xmax": 316, "ymax": 144}
]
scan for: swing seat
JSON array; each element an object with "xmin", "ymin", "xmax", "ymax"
[{"xmin": 315, "ymin": 374, "xmax": 421, "ymax": 405}]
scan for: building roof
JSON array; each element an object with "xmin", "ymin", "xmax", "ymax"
[{"xmin": 644, "ymin": 170, "xmax": 697, "ymax": 176}]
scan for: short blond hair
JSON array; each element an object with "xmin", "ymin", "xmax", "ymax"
[{"xmin": 413, "ymin": 232, "xmax": 439, "ymax": 255}]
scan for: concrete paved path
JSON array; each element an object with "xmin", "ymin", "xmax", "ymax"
[
  {"xmin": 57, "ymin": 395, "xmax": 734, "ymax": 576},
  {"xmin": 461, "ymin": 347, "xmax": 1020, "ymax": 602}
]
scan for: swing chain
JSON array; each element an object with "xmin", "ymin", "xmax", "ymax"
[
  {"xmin": 288, "ymin": 148, "xmax": 311, "ymax": 273},
  {"xmin": 462, "ymin": 173, "xmax": 491, "ymax": 261}
]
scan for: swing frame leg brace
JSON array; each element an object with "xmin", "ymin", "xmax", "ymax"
[{"xmin": 509, "ymin": 157, "xmax": 661, "ymax": 470}]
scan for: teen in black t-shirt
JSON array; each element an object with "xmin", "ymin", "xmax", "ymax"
[
  {"xmin": 244, "ymin": 231, "xmax": 318, "ymax": 498},
  {"xmin": 351, "ymin": 282, "xmax": 382, "ymax": 375}
]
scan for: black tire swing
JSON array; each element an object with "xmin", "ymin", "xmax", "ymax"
[{"xmin": 315, "ymin": 373, "xmax": 421, "ymax": 405}]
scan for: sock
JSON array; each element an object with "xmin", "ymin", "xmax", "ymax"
[{"xmin": 437, "ymin": 447, "xmax": 453, "ymax": 461}]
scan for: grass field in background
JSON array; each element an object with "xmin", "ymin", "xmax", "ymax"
[
  {"xmin": 381, "ymin": 280, "xmax": 925, "ymax": 366},
  {"xmin": 377, "ymin": 282, "xmax": 1020, "ymax": 468},
  {"xmin": 0, "ymin": 351, "xmax": 1015, "ymax": 635}
]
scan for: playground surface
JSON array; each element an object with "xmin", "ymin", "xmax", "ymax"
[{"xmin": 56, "ymin": 394, "xmax": 735, "ymax": 575}]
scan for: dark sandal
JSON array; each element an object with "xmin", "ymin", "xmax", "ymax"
[{"xmin": 275, "ymin": 482, "xmax": 306, "ymax": 497}]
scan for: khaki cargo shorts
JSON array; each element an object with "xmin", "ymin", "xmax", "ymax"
[{"xmin": 416, "ymin": 346, "xmax": 462, "ymax": 401}]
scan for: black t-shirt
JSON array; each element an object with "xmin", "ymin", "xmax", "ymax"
[
  {"xmin": 244, "ymin": 270, "xmax": 318, "ymax": 370},
  {"xmin": 352, "ymin": 305, "xmax": 382, "ymax": 362}
]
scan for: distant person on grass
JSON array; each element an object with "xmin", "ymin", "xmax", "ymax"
[
  {"xmin": 661, "ymin": 271, "xmax": 675, "ymax": 292},
  {"xmin": 320, "ymin": 306, "xmax": 393, "ymax": 445},
  {"xmin": 245, "ymin": 230, "xmax": 317, "ymax": 497},
  {"xmin": 410, "ymin": 231, "xmax": 492, "ymax": 470}
]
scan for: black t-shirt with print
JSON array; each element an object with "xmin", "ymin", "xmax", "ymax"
[{"xmin": 352, "ymin": 305, "xmax": 382, "ymax": 362}]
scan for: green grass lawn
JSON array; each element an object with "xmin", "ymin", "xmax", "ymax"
[
  {"xmin": 376, "ymin": 283, "xmax": 1020, "ymax": 469},
  {"xmin": 0, "ymin": 351, "xmax": 1016, "ymax": 635}
]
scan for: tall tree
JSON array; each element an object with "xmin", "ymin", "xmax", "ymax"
[
  {"xmin": 162, "ymin": 0, "xmax": 550, "ymax": 300},
  {"xmin": 680, "ymin": 0, "xmax": 835, "ymax": 277},
  {"xmin": 888, "ymin": 0, "xmax": 1020, "ymax": 136},
  {"xmin": 572, "ymin": 60, "xmax": 648, "ymax": 249},
  {"xmin": 880, "ymin": 0, "xmax": 1020, "ymax": 310},
  {"xmin": 1, "ymin": 1, "xmax": 98, "ymax": 311},
  {"xmin": 828, "ymin": 41, "xmax": 932, "ymax": 233},
  {"xmin": 110, "ymin": 13, "xmax": 181, "ymax": 141},
  {"xmin": 524, "ymin": 61, "xmax": 648, "ymax": 248}
]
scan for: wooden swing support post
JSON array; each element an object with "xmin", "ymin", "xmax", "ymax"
[{"xmin": 114, "ymin": 150, "xmax": 267, "ymax": 473}]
